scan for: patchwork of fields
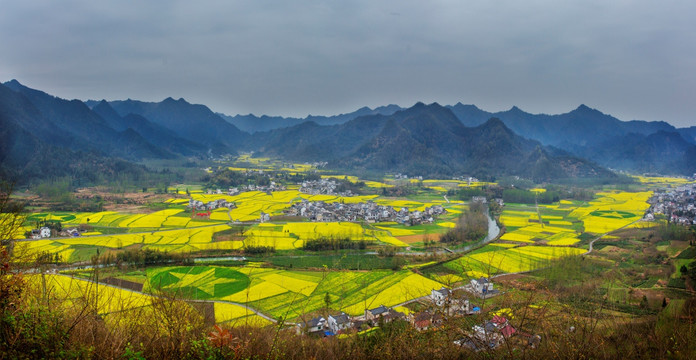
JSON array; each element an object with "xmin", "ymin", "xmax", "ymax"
[
  {"xmin": 14, "ymin": 224, "xmax": 234, "ymax": 262},
  {"xmin": 445, "ymin": 244, "xmax": 586, "ymax": 275},
  {"xmin": 14, "ymin": 158, "xmax": 670, "ymax": 329},
  {"xmin": 15, "ymin": 186, "xmax": 467, "ymax": 260},
  {"xmin": 498, "ymin": 191, "xmax": 652, "ymax": 248},
  {"xmin": 444, "ymin": 190, "xmax": 654, "ymax": 277},
  {"xmin": 146, "ymin": 266, "xmax": 445, "ymax": 320},
  {"xmin": 26, "ymin": 274, "xmax": 271, "ymax": 327}
]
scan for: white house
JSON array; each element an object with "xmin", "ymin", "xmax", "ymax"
[
  {"xmin": 40, "ymin": 227, "xmax": 51, "ymax": 238},
  {"xmin": 297, "ymin": 316, "xmax": 326, "ymax": 335},
  {"xmin": 470, "ymin": 277, "xmax": 494, "ymax": 295},
  {"xmin": 260, "ymin": 212, "xmax": 271, "ymax": 223},
  {"xmin": 365, "ymin": 305, "xmax": 390, "ymax": 321},
  {"xmin": 328, "ymin": 312, "xmax": 352, "ymax": 334},
  {"xmin": 431, "ymin": 287, "xmax": 451, "ymax": 306}
]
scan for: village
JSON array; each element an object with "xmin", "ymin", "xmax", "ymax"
[
  {"xmin": 296, "ymin": 277, "xmax": 535, "ymax": 351},
  {"xmin": 299, "ymin": 178, "xmax": 355, "ymax": 197},
  {"xmin": 645, "ymin": 183, "xmax": 696, "ymax": 225},
  {"xmin": 285, "ymin": 199, "xmax": 447, "ymax": 225}
]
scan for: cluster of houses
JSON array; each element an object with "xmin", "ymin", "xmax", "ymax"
[
  {"xmin": 225, "ymin": 182, "xmax": 287, "ymax": 196},
  {"xmin": 454, "ymin": 315, "xmax": 523, "ymax": 352},
  {"xmin": 394, "ymin": 173, "xmax": 423, "ymax": 181},
  {"xmin": 285, "ymin": 200, "xmax": 446, "ymax": 225},
  {"xmin": 297, "ymin": 281, "xmax": 499, "ymax": 337},
  {"xmin": 28, "ymin": 226, "xmax": 84, "ymax": 240},
  {"xmin": 188, "ymin": 198, "xmax": 237, "ymax": 212},
  {"xmin": 204, "ymin": 182, "xmax": 287, "ymax": 197},
  {"xmin": 645, "ymin": 183, "xmax": 696, "ymax": 225},
  {"xmin": 299, "ymin": 179, "xmax": 354, "ymax": 196},
  {"xmin": 295, "ymin": 277, "xmax": 534, "ymax": 352},
  {"xmin": 450, "ymin": 176, "xmax": 483, "ymax": 186}
]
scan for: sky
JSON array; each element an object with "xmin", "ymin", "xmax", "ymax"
[{"xmin": 1, "ymin": 0, "xmax": 694, "ymax": 127}]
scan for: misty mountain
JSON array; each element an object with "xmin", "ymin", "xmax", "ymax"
[
  {"xmin": 225, "ymin": 100, "xmax": 694, "ymax": 175},
  {"xmin": 2, "ymin": 80, "xmax": 173, "ymax": 160},
  {"xmin": 678, "ymin": 126, "xmax": 696, "ymax": 144},
  {"xmin": 250, "ymin": 103, "xmax": 612, "ymax": 180},
  {"xmin": 220, "ymin": 104, "xmax": 402, "ymax": 133},
  {"xmin": 580, "ymin": 131, "xmax": 696, "ymax": 175},
  {"xmin": 91, "ymin": 100, "xmax": 206, "ymax": 156},
  {"xmin": 106, "ymin": 98, "xmax": 247, "ymax": 153},
  {"xmin": 443, "ymin": 103, "xmax": 694, "ymax": 174},
  {"xmin": 0, "ymin": 82, "xmax": 149, "ymax": 183},
  {"xmin": 3, "ymin": 79, "xmax": 693, "ymax": 182},
  {"xmin": 445, "ymin": 104, "xmax": 677, "ymax": 147}
]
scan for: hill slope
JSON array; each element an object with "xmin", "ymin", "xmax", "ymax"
[
  {"xmin": 251, "ymin": 103, "xmax": 612, "ymax": 180},
  {"xmin": 108, "ymin": 98, "xmax": 247, "ymax": 153}
]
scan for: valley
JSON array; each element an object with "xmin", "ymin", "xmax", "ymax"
[{"xmin": 6, "ymin": 154, "xmax": 696, "ymax": 358}]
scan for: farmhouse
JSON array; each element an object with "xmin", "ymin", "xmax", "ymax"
[
  {"xmin": 363, "ymin": 305, "xmax": 405, "ymax": 325},
  {"xmin": 328, "ymin": 312, "xmax": 352, "ymax": 334},
  {"xmin": 456, "ymin": 317, "xmax": 512, "ymax": 351},
  {"xmin": 365, "ymin": 305, "xmax": 389, "ymax": 321},
  {"xmin": 296, "ymin": 316, "xmax": 327, "ymax": 335},
  {"xmin": 471, "ymin": 277, "xmax": 494, "ymax": 294},
  {"xmin": 411, "ymin": 311, "xmax": 443, "ymax": 331},
  {"xmin": 431, "ymin": 287, "xmax": 451, "ymax": 306}
]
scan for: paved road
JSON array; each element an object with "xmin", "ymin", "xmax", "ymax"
[{"xmin": 584, "ymin": 219, "xmax": 642, "ymax": 256}]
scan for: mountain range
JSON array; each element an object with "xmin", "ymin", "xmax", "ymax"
[{"xmin": 2, "ymin": 79, "xmax": 695, "ymax": 184}]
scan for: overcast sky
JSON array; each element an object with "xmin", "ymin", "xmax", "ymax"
[{"xmin": 1, "ymin": 0, "xmax": 694, "ymax": 126}]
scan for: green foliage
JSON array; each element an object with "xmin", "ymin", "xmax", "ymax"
[
  {"xmin": 676, "ymin": 246, "xmax": 696, "ymax": 259},
  {"xmin": 440, "ymin": 201, "xmax": 487, "ymax": 244},
  {"xmin": 303, "ymin": 237, "xmax": 368, "ymax": 251},
  {"xmin": 265, "ymin": 254, "xmax": 398, "ymax": 270},
  {"xmin": 502, "ymin": 188, "xmax": 561, "ymax": 204},
  {"xmin": 115, "ymin": 248, "xmax": 192, "ymax": 267},
  {"xmin": 451, "ymin": 187, "xmax": 485, "ymax": 201},
  {"xmin": 243, "ymin": 245, "xmax": 275, "ymax": 255},
  {"xmin": 657, "ymin": 223, "xmax": 695, "ymax": 243}
]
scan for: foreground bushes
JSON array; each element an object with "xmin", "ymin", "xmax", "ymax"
[{"xmin": 2, "ymin": 270, "xmax": 696, "ymax": 359}]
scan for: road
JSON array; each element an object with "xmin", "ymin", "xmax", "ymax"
[{"xmin": 584, "ymin": 219, "xmax": 642, "ymax": 256}]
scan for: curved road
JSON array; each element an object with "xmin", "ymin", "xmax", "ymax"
[{"xmin": 584, "ymin": 219, "xmax": 642, "ymax": 255}]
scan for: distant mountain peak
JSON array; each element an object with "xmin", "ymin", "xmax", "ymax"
[
  {"xmin": 454, "ymin": 102, "xmax": 481, "ymax": 109},
  {"xmin": 484, "ymin": 117, "xmax": 505, "ymax": 125},
  {"xmin": 162, "ymin": 97, "xmax": 189, "ymax": 105},
  {"xmin": 573, "ymin": 104, "xmax": 600, "ymax": 114}
]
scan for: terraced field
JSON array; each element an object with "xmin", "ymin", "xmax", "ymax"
[
  {"xmin": 498, "ymin": 191, "xmax": 652, "ymax": 248},
  {"xmin": 146, "ymin": 266, "xmax": 445, "ymax": 320},
  {"xmin": 444, "ymin": 244, "xmax": 586, "ymax": 275},
  {"xmin": 14, "ymin": 225, "xmax": 234, "ymax": 262}
]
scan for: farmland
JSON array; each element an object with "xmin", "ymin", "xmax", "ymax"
[
  {"xmin": 23, "ymin": 273, "xmax": 271, "ymax": 327},
  {"xmin": 14, "ymin": 224, "xmax": 235, "ymax": 262},
  {"xmin": 14, "ymin": 182, "xmax": 466, "ymax": 261},
  {"xmin": 10, "ymin": 156, "xmax": 681, "ymax": 330},
  {"xmin": 145, "ymin": 266, "xmax": 445, "ymax": 320},
  {"xmin": 497, "ymin": 191, "xmax": 653, "ymax": 248}
]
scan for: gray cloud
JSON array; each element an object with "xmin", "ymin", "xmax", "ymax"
[{"xmin": 1, "ymin": 0, "xmax": 694, "ymax": 126}]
